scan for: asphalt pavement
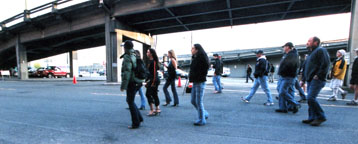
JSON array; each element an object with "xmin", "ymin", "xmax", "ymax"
[{"xmin": 0, "ymin": 77, "xmax": 357, "ymax": 144}]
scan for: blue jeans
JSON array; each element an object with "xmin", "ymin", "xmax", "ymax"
[
  {"xmin": 163, "ymin": 78, "xmax": 179, "ymax": 104},
  {"xmin": 245, "ymin": 76, "xmax": 273, "ymax": 103},
  {"xmin": 212, "ymin": 75, "xmax": 222, "ymax": 92},
  {"xmin": 191, "ymin": 82, "xmax": 209, "ymax": 124},
  {"xmin": 307, "ymin": 79, "xmax": 326, "ymax": 120},
  {"xmin": 295, "ymin": 79, "xmax": 306, "ymax": 100},
  {"xmin": 137, "ymin": 87, "xmax": 146, "ymax": 108},
  {"xmin": 277, "ymin": 77, "xmax": 299, "ymax": 110}
]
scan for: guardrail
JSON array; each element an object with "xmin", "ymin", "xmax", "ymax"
[{"xmin": 0, "ymin": 0, "xmax": 82, "ymax": 31}]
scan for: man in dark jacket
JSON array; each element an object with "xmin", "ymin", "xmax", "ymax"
[
  {"xmin": 275, "ymin": 42, "xmax": 301, "ymax": 113},
  {"xmin": 242, "ymin": 50, "xmax": 274, "ymax": 106},
  {"xmin": 120, "ymin": 40, "xmax": 143, "ymax": 129},
  {"xmin": 212, "ymin": 54, "xmax": 223, "ymax": 93},
  {"xmin": 246, "ymin": 64, "xmax": 254, "ymax": 83},
  {"xmin": 347, "ymin": 48, "xmax": 358, "ymax": 106},
  {"xmin": 300, "ymin": 36, "xmax": 330, "ymax": 126}
]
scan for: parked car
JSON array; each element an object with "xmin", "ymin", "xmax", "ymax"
[
  {"xmin": 207, "ymin": 68, "xmax": 215, "ymax": 77},
  {"xmin": 207, "ymin": 67, "xmax": 230, "ymax": 77},
  {"xmin": 38, "ymin": 66, "xmax": 69, "ymax": 78},
  {"xmin": 222, "ymin": 67, "xmax": 231, "ymax": 77},
  {"xmin": 176, "ymin": 69, "xmax": 188, "ymax": 79}
]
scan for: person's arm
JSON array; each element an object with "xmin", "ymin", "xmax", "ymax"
[
  {"xmin": 120, "ymin": 56, "xmax": 132, "ymax": 91},
  {"xmin": 151, "ymin": 61, "xmax": 157, "ymax": 87},
  {"xmin": 171, "ymin": 58, "xmax": 177, "ymax": 69},
  {"xmin": 315, "ymin": 49, "xmax": 330, "ymax": 80}
]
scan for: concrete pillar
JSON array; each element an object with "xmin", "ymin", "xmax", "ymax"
[
  {"xmin": 69, "ymin": 51, "xmax": 78, "ymax": 77},
  {"xmin": 105, "ymin": 14, "xmax": 120, "ymax": 82},
  {"xmin": 15, "ymin": 35, "xmax": 28, "ymax": 80},
  {"xmin": 348, "ymin": 0, "xmax": 358, "ymax": 86}
]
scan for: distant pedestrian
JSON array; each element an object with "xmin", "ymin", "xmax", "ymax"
[
  {"xmin": 301, "ymin": 36, "xmax": 330, "ymax": 126},
  {"xmin": 145, "ymin": 48, "xmax": 161, "ymax": 116},
  {"xmin": 212, "ymin": 53, "xmax": 223, "ymax": 93},
  {"xmin": 269, "ymin": 63, "xmax": 275, "ymax": 83},
  {"xmin": 347, "ymin": 48, "xmax": 358, "ymax": 106},
  {"xmin": 120, "ymin": 40, "xmax": 143, "ymax": 129},
  {"xmin": 241, "ymin": 50, "xmax": 274, "ymax": 106},
  {"xmin": 163, "ymin": 50, "xmax": 179, "ymax": 107},
  {"xmin": 134, "ymin": 50, "xmax": 147, "ymax": 110},
  {"xmin": 189, "ymin": 44, "xmax": 210, "ymax": 126},
  {"xmin": 275, "ymin": 42, "xmax": 301, "ymax": 113},
  {"xmin": 246, "ymin": 64, "xmax": 254, "ymax": 83},
  {"xmin": 328, "ymin": 49, "xmax": 347, "ymax": 101}
]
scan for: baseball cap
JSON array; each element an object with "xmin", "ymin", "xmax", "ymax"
[
  {"xmin": 282, "ymin": 42, "xmax": 294, "ymax": 48},
  {"xmin": 254, "ymin": 50, "xmax": 264, "ymax": 54},
  {"xmin": 213, "ymin": 53, "xmax": 219, "ymax": 57}
]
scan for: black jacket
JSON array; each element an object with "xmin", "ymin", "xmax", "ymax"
[
  {"xmin": 213, "ymin": 59, "xmax": 223, "ymax": 75},
  {"xmin": 351, "ymin": 57, "xmax": 358, "ymax": 84},
  {"xmin": 278, "ymin": 49, "xmax": 299, "ymax": 78},
  {"xmin": 247, "ymin": 67, "xmax": 252, "ymax": 74},
  {"xmin": 302, "ymin": 47, "xmax": 330, "ymax": 82},
  {"xmin": 254, "ymin": 56, "xmax": 268, "ymax": 78},
  {"xmin": 189, "ymin": 54, "xmax": 209, "ymax": 83}
]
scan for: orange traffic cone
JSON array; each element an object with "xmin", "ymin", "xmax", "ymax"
[
  {"xmin": 177, "ymin": 76, "xmax": 182, "ymax": 87},
  {"xmin": 73, "ymin": 75, "xmax": 77, "ymax": 84}
]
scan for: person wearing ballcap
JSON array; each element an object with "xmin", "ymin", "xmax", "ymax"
[
  {"xmin": 275, "ymin": 42, "xmax": 301, "ymax": 113},
  {"xmin": 347, "ymin": 48, "xmax": 358, "ymax": 106},
  {"xmin": 241, "ymin": 50, "xmax": 274, "ymax": 106},
  {"xmin": 328, "ymin": 49, "xmax": 347, "ymax": 101},
  {"xmin": 212, "ymin": 53, "xmax": 223, "ymax": 93}
]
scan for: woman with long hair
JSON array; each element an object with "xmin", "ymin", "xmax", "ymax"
[
  {"xmin": 145, "ymin": 48, "xmax": 161, "ymax": 116},
  {"xmin": 163, "ymin": 50, "xmax": 179, "ymax": 107},
  {"xmin": 189, "ymin": 44, "xmax": 210, "ymax": 126}
]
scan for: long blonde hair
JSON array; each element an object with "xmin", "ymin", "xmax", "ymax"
[{"xmin": 168, "ymin": 50, "xmax": 177, "ymax": 61}]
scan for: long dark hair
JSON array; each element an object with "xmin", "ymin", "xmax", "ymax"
[
  {"xmin": 193, "ymin": 44, "xmax": 209, "ymax": 67},
  {"xmin": 148, "ymin": 48, "xmax": 159, "ymax": 70}
]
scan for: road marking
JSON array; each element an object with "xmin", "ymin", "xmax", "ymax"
[
  {"xmin": 90, "ymin": 92, "xmax": 126, "ymax": 97},
  {"xmin": 0, "ymin": 87, "xmax": 16, "ymax": 90}
]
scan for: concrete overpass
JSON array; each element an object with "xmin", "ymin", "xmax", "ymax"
[{"xmin": 0, "ymin": 0, "xmax": 356, "ymax": 83}]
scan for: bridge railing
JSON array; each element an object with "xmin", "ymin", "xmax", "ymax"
[{"xmin": 0, "ymin": 0, "xmax": 89, "ymax": 31}]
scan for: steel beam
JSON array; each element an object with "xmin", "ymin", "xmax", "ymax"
[
  {"xmin": 281, "ymin": 0, "xmax": 296, "ymax": 19},
  {"xmin": 144, "ymin": 4, "xmax": 346, "ymax": 32},
  {"xmin": 164, "ymin": 8, "xmax": 189, "ymax": 31},
  {"xmin": 226, "ymin": 0, "xmax": 233, "ymax": 27}
]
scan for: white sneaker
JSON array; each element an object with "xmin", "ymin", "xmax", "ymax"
[
  {"xmin": 241, "ymin": 97, "xmax": 249, "ymax": 103},
  {"xmin": 263, "ymin": 102, "xmax": 274, "ymax": 106}
]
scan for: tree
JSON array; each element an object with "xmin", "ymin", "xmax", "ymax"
[{"xmin": 34, "ymin": 63, "xmax": 41, "ymax": 69}]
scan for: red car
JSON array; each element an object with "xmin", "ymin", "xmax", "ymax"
[{"xmin": 37, "ymin": 66, "xmax": 69, "ymax": 78}]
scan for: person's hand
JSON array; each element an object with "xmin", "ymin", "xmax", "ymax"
[
  {"xmin": 350, "ymin": 85, "xmax": 354, "ymax": 90},
  {"xmin": 121, "ymin": 89, "xmax": 124, "ymax": 92},
  {"xmin": 313, "ymin": 75, "xmax": 319, "ymax": 80},
  {"xmin": 214, "ymin": 73, "xmax": 216, "ymax": 76},
  {"xmin": 300, "ymin": 81, "xmax": 305, "ymax": 87}
]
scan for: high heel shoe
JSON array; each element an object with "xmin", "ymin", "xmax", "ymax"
[
  {"xmin": 147, "ymin": 111, "xmax": 156, "ymax": 116},
  {"xmin": 162, "ymin": 103, "xmax": 170, "ymax": 106},
  {"xmin": 171, "ymin": 104, "xmax": 178, "ymax": 107},
  {"xmin": 155, "ymin": 109, "xmax": 161, "ymax": 116}
]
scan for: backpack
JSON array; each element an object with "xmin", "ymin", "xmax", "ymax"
[{"xmin": 132, "ymin": 58, "xmax": 149, "ymax": 80}]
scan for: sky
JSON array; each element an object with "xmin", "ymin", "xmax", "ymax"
[{"xmin": 0, "ymin": 0, "xmax": 352, "ymax": 68}]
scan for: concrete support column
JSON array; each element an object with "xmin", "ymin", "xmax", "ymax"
[
  {"xmin": 105, "ymin": 14, "xmax": 120, "ymax": 82},
  {"xmin": 348, "ymin": 0, "xmax": 358, "ymax": 86},
  {"xmin": 69, "ymin": 51, "xmax": 78, "ymax": 77},
  {"xmin": 15, "ymin": 35, "xmax": 28, "ymax": 80}
]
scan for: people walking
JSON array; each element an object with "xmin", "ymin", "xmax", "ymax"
[
  {"xmin": 328, "ymin": 49, "xmax": 347, "ymax": 101},
  {"xmin": 189, "ymin": 44, "xmax": 210, "ymax": 126},
  {"xmin": 145, "ymin": 48, "xmax": 161, "ymax": 116},
  {"xmin": 163, "ymin": 50, "xmax": 179, "ymax": 107},
  {"xmin": 275, "ymin": 42, "xmax": 301, "ymax": 113},
  {"xmin": 241, "ymin": 50, "xmax": 274, "ymax": 106},
  {"xmin": 246, "ymin": 64, "xmax": 254, "ymax": 83},
  {"xmin": 300, "ymin": 36, "xmax": 330, "ymax": 126},
  {"xmin": 212, "ymin": 53, "xmax": 223, "ymax": 93},
  {"xmin": 120, "ymin": 40, "xmax": 143, "ymax": 129},
  {"xmin": 347, "ymin": 48, "xmax": 358, "ymax": 106},
  {"xmin": 269, "ymin": 63, "xmax": 275, "ymax": 83}
]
